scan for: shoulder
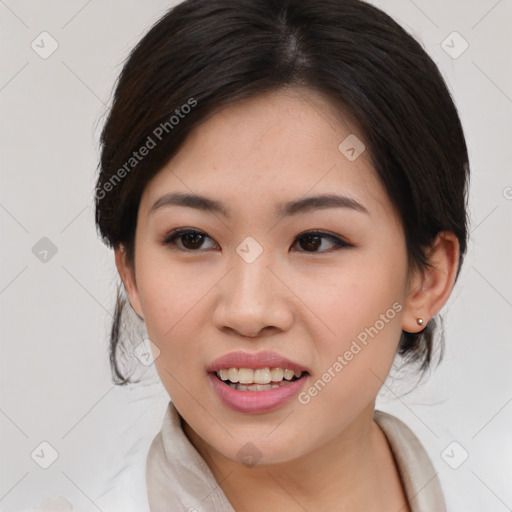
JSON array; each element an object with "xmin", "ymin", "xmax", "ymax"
[{"xmin": 374, "ymin": 410, "xmax": 446, "ymax": 512}]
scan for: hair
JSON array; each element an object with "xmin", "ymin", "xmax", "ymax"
[{"xmin": 95, "ymin": 0, "xmax": 470, "ymax": 385}]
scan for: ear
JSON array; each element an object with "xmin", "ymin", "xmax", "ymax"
[
  {"xmin": 114, "ymin": 245, "xmax": 144, "ymax": 319},
  {"xmin": 402, "ymin": 231, "xmax": 460, "ymax": 333}
]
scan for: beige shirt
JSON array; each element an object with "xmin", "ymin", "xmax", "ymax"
[{"xmin": 146, "ymin": 401, "xmax": 446, "ymax": 512}]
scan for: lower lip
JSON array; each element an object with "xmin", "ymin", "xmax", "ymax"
[{"xmin": 208, "ymin": 373, "xmax": 309, "ymax": 414}]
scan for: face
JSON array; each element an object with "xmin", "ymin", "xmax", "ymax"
[{"xmin": 122, "ymin": 87, "xmax": 415, "ymax": 466}]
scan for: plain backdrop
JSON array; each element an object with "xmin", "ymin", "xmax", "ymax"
[{"xmin": 1, "ymin": 1, "xmax": 511, "ymax": 511}]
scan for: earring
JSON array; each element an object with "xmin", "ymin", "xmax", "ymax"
[{"xmin": 417, "ymin": 318, "xmax": 424, "ymax": 326}]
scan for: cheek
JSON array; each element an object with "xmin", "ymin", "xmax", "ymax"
[
  {"xmin": 133, "ymin": 249, "xmax": 227, "ymax": 405},
  {"xmin": 135, "ymin": 265, "xmax": 208, "ymax": 401},
  {"xmin": 294, "ymin": 250, "xmax": 407, "ymax": 402},
  {"xmin": 135, "ymin": 245, "xmax": 214, "ymax": 332},
  {"xmin": 294, "ymin": 253, "xmax": 406, "ymax": 348},
  {"xmin": 134, "ymin": 253, "xmax": 201, "ymax": 356},
  {"xmin": 295, "ymin": 277, "xmax": 405, "ymax": 434},
  {"xmin": 333, "ymin": 274, "xmax": 404, "ymax": 348}
]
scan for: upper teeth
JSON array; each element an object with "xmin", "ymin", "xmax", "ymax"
[{"xmin": 217, "ymin": 368, "xmax": 304, "ymax": 384}]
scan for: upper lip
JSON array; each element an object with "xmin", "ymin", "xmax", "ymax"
[{"xmin": 207, "ymin": 350, "xmax": 310, "ymax": 373}]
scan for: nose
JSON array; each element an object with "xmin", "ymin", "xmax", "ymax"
[{"xmin": 211, "ymin": 249, "xmax": 294, "ymax": 338}]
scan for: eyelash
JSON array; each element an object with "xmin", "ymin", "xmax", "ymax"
[{"xmin": 161, "ymin": 228, "xmax": 352, "ymax": 253}]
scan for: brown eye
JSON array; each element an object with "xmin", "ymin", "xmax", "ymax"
[
  {"xmin": 293, "ymin": 231, "xmax": 351, "ymax": 253},
  {"xmin": 298, "ymin": 234, "xmax": 322, "ymax": 251},
  {"xmin": 180, "ymin": 232, "xmax": 206, "ymax": 250},
  {"xmin": 163, "ymin": 229, "xmax": 219, "ymax": 251}
]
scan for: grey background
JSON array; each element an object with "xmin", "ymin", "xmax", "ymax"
[{"xmin": 1, "ymin": 0, "xmax": 511, "ymax": 511}]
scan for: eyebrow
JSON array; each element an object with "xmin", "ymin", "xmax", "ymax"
[{"xmin": 150, "ymin": 192, "xmax": 368, "ymax": 218}]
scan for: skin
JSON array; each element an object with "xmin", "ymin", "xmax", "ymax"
[{"xmin": 116, "ymin": 87, "xmax": 459, "ymax": 511}]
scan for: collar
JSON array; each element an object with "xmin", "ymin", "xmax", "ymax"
[{"xmin": 146, "ymin": 402, "xmax": 446, "ymax": 512}]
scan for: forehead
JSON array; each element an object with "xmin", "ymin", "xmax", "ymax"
[{"xmin": 140, "ymin": 88, "xmax": 393, "ymax": 221}]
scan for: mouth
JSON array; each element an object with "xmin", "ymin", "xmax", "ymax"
[
  {"xmin": 206, "ymin": 351, "xmax": 311, "ymax": 413},
  {"xmin": 208, "ymin": 367, "xmax": 310, "ymax": 414},
  {"xmin": 211, "ymin": 367, "xmax": 309, "ymax": 391}
]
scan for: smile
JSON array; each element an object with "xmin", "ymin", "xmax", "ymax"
[
  {"xmin": 215, "ymin": 367, "xmax": 305, "ymax": 391},
  {"xmin": 209, "ymin": 368, "xmax": 309, "ymax": 414}
]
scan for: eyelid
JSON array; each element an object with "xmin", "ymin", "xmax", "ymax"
[
  {"xmin": 295, "ymin": 229, "xmax": 352, "ymax": 247},
  {"xmin": 162, "ymin": 227, "xmax": 219, "ymax": 250},
  {"xmin": 161, "ymin": 228, "xmax": 352, "ymax": 252}
]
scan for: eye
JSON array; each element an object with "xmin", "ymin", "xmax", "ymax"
[
  {"xmin": 162, "ymin": 228, "xmax": 219, "ymax": 251},
  {"xmin": 162, "ymin": 228, "xmax": 351, "ymax": 253},
  {"xmin": 292, "ymin": 230, "xmax": 351, "ymax": 253}
]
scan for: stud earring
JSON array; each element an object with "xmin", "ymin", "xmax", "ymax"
[{"xmin": 417, "ymin": 318, "xmax": 424, "ymax": 325}]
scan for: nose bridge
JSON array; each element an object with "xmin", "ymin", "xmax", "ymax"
[
  {"xmin": 229, "ymin": 244, "xmax": 274, "ymax": 309},
  {"xmin": 213, "ymin": 240, "xmax": 291, "ymax": 336}
]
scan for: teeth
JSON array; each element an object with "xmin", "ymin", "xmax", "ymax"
[
  {"xmin": 284, "ymin": 369, "xmax": 295, "ymax": 380},
  {"xmin": 270, "ymin": 367, "xmax": 284, "ymax": 381},
  {"xmin": 233, "ymin": 383, "xmax": 281, "ymax": 391},
  {"xmin": 227, "ymin": 368, "xmax": 238, "ymax": 383},
  {"xmin": 216, "ymin": 367, "xmax": 304, "ymax": 384},
  {"xmin": 254, "ymin": 368, "xmax": 272, "ymax": 384},
  {"xmin": 238, "ymin": 368, "xmax": 254, "ymax": 384}
]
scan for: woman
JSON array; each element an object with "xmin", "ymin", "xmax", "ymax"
[{"xmin": 95, "ymin": 0, "xmax": 469, "ymax": 510}]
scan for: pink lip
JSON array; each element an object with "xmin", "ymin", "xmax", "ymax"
[
  {"xmin": 206, "ymin": 350, "xmax": 310, "ymax": 414},
  {"xmin": 206, "ymin": 350, "xmax": 310, "ymax": 373},
  {"xmin": 208, "ymin": 373, "xmax": 309, "ymax": 414}
]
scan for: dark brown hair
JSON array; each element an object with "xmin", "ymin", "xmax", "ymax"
[{"xmin": 95, "ymin": 0, "xmax": 470, "ymax": 385}]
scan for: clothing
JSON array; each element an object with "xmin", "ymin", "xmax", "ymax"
[{"xmin": 146, "ymin": 401, "xmax": 446, "ymax": 512}]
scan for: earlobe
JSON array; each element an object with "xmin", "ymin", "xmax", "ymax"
[
  {"xmin": 114, "ymin": 246, "xmax": 144, "ymax": 319},
  {"xmin": 402, "ymin": 231, "xmax": 460, "ymax": 333}
]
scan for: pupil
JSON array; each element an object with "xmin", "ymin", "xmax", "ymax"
[
  {"xmin": 183, "ymin": 233, "xmax": 204, "ymax": 249},
  {"xmin": 300, "ymin": 235, "xmax": 320, "ymax": 251}
]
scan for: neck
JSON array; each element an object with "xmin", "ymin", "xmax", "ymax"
[{"xmin": 183, "ymin": 404, "xmax": 409, "ymax": 512}]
